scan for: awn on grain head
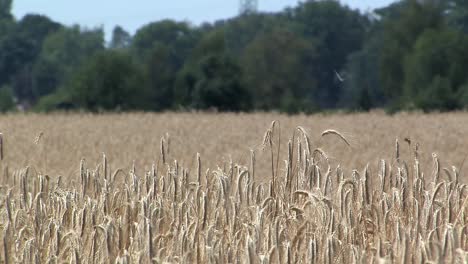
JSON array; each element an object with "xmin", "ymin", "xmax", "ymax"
[{"xmin": 321, "ymin": 129, "xmax": 351, "ymax": 147}]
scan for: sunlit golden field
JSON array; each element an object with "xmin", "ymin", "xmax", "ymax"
[
  {"xmin": 0, "ymin": 112, "xmax": 467, "ymax": 263},
  {"xmin": 1, "ymin": 111, "xmax": 468, "ymax": 180}
]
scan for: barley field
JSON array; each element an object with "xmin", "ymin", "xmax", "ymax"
[{"xmin": 0, "ymin": 112, "xmax": 467, "ymax": 263}]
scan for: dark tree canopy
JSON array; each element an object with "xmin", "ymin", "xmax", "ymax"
[
  {"xmin": 68, "ymin": 50, "xmax": 149, "ymax": 111},
  {"xmin": 110, "ymin": 25, "xmax": 132, "ymax": 49}
]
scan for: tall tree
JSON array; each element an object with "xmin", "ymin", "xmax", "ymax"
[
  {"xmin": 0, "ymin": 0, "xmax": 12, "ymax": 21},
  {"xmin": 0, "ymin": 0, "xmax": 13, "ymax": 39},
  {"xmin": 110, "ymin": 25, "xmax": 131, "ymax": 49},
  {"xmin": 380, "ymin": 0, "xmax": 445, "ymax": 104},
  {"xmin": 447, "ymin": 0, "xmax": 468, "ymax": 33},
  {"xmin": 8, "ymin": 15, "xmax": 62, "ymax": 102},
  {"xmin": 175, "ymin": 29, "xmax": 251, "ymax": 111},
  {"xmin": 0, "ymin": 30, "xmax": 32, "ymax": 86},
  {"xmin": 293, "ymin": 0, "xmax": 369, "ymax": 108},
  {"xmin": 342, "ymin": 36, "xmax": 386, "ymax": 110},
  {"xmin": 341, "ymin": 2, "xmax": 406, "ymax": 110},
  {"xmin": 403, "ymin": 29, "xmax": 468, "ymax": 110},
  {"xmin": 0, "ymin": 85, "xmax": 14, "ymax": 111},
  {"xmin": 242, "ymin": 28, "xmax": 318, "ymax": 112},
  {"xmin": 68, "ymin": 50, "xmax": 150, "ymax": 111},
  {"xmin": 192, "ymin": 53, "xmax": 250, "ymax": 111},
  {"xmin": 222, "ymin": 14, "xmax": 276, "ymax": 56},
  {"xmin": 144, "ymin": 42, "xmax": 178, "ymax": 110},
  {"xmin": 32, "ymin": 26, "xmax": 104, "ymax": 100},
  {"xmin": 132, "ymin": 20, "xmax": 199, "ymax": 66}
]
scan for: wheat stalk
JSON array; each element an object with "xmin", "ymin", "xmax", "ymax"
[{"xmin": 0, "ymin": 116, "xmax": 465, "ymax": 263}]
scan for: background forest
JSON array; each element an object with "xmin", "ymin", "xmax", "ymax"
[{"xmin": 1, "ymin": 0, "xmax": 468, "ymax": 113}]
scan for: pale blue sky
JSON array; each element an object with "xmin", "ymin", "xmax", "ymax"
[{"xmin": 12, "ymin": 0, "xmax": 395, "ymax": 39}]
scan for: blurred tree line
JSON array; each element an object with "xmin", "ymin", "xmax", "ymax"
[{"xmin": 1, "ymin": 0, "xmax": 468, "ymax": 113}]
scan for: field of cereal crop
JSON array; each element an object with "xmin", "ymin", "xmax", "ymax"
[{"xmin": 0, "ymin": 112, "xmax": 467, "ymax": 263}]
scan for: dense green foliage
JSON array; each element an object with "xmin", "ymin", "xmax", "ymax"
[
  {"xmin": 1, "ymin": 0, "xmax": 468, "ymax": 112},
  {"xmin": 343, "ymin": 0, "xmax": 468, "ymax": 112}
]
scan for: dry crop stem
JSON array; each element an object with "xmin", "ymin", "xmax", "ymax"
[{"xmin": 0, "ymin": 112, "xmax": 467, "ymax": 263}]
